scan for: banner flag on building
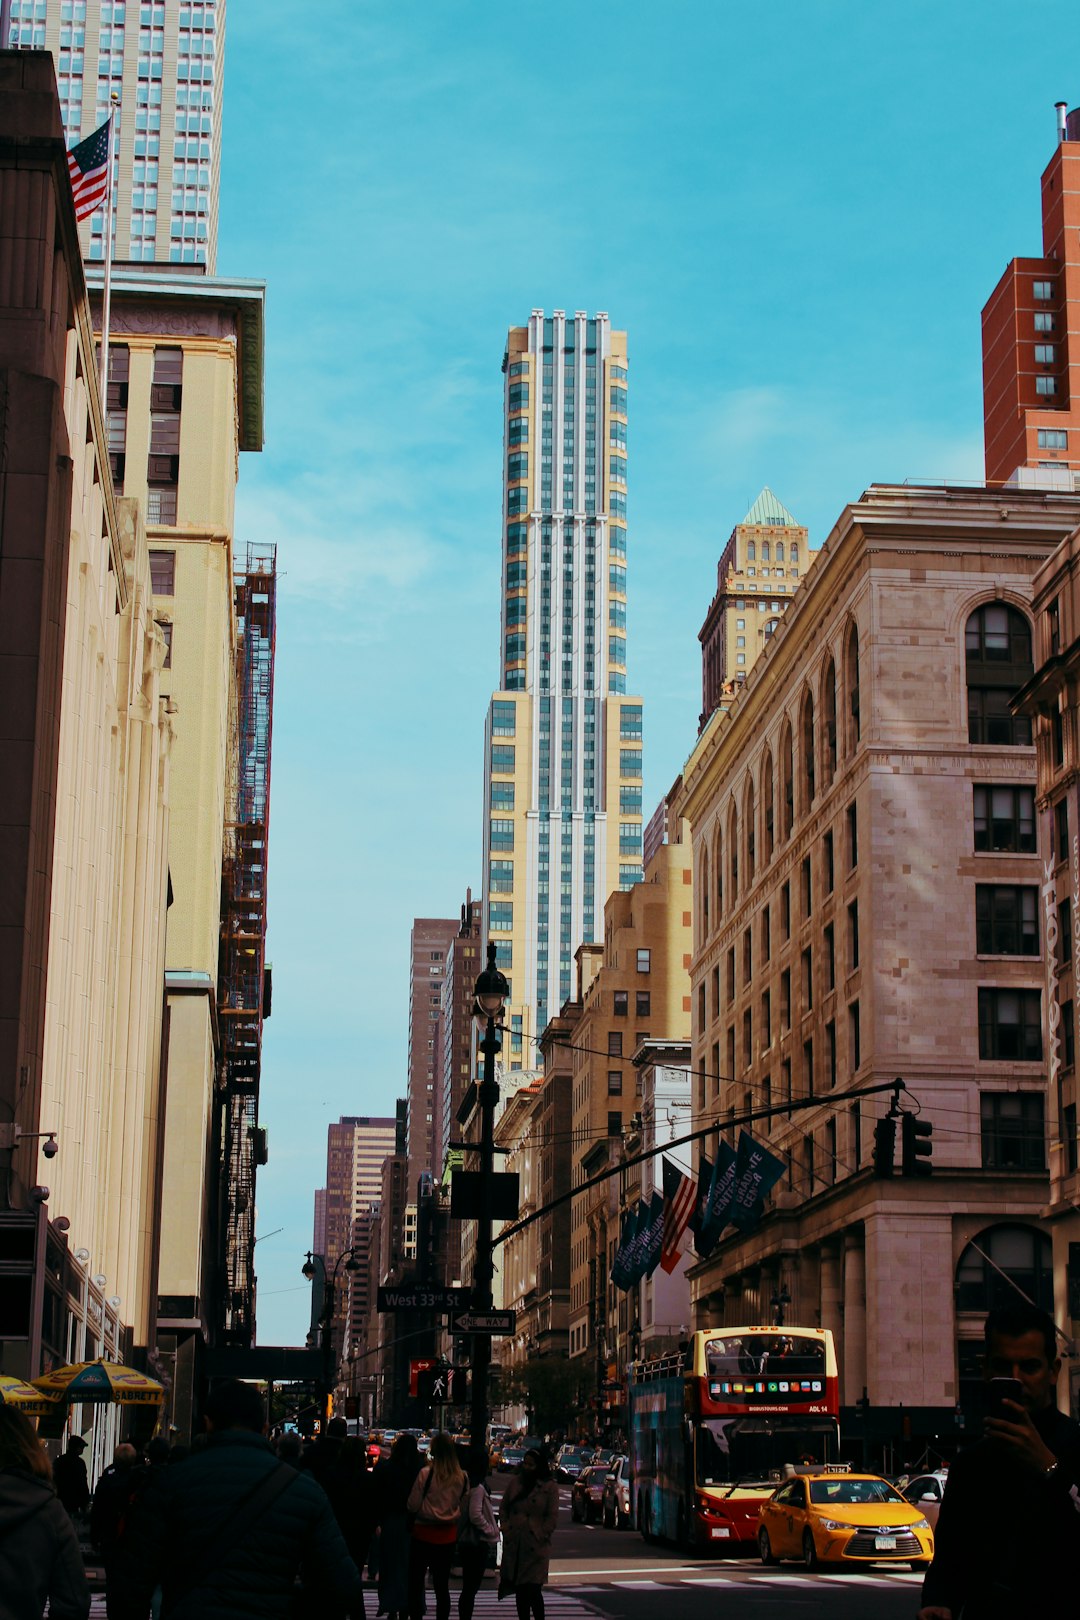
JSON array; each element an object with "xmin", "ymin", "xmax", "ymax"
[
  {"xmin": 640, "ymin": 1190, "xmax": 665, "ymax": 1279},
  {"xmin": 660, "ymin": 1156, "xmax": 698, "ymax": 1273},
  {"xmin": 67, "ymin": 117, "xmax": 112, "ymax": 221},
  {"xmin": 625, "ymin": 1197, "xmax": 653, "ymax": 1286},
  {"xmin": 610, "ymin": 1205, "xmax": 639, "ymax": 1290},
  {"xmin": 697, "ymin": 1138, "xmax": 737, "ymax": 1255},
  {"xmin": 689, "ymin": 1151, "xmax": 711, "ymax": 1238},
  {"xmin": 728, "ymin": 1131, "xmax": 787, "ymax": 1232}
]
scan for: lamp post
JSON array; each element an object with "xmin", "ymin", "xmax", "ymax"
[
  {"xmin": 303, "ymin": 1246, "xmax": 361, "ymax": 1407},
  {"xmin": 469, "ymin": 941, "xmax": 509, "ymax": 1465},
  {"xmin": 770, "ymin": 1283, "xmax": 792, "ymax": 1327}
]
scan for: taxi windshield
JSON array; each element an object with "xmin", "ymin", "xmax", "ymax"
[{"xmin": 808, "ymin": 1478, "xmax": 905, "ymax": 1506}]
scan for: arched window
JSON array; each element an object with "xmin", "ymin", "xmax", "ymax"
[
  {"xmin": 776, "ymin": 541, "xmax": 784, "ymax": 562},
  {"xmin": 728, "ymin": 801, "xmax": 739, "ymax": 899},
  {"xmin": 715, "ymin": 825, "xmax": 724, "ymax": 919},
  {"xmin": 780, "ymin": 721, "xmax": 794, "ymax": 839},
  {"xmin": 821, "ymin": 659, "xmax": 837, "ymax": 786},
  {"xmin": 761, "ymin": 748, "xmax": 775, "ymax": 862},
  {"xmin": 700, "ymin": 845, "xmax": 710, "ymax": 943},
  {"xmin": 844, "ymin": 623, "xmax": 861, "ymax": 753},
  {"xmin": 790, "ymin": 544, "xmax": 799, "ymax": 563},
  {"xmin": 746, "ymin": 540, "xmax": 756, "ymax": 561},
  {"xmin": 965, "ymin": 603, "xmax": 1034, "ymax": 746},
  {"xmin": 761, "ymin": 541, "xmax": 770, "ymax": 562},
  {"xmin": 801, "ymin": 688, "xmax": 816, "ymax": 812},
  {"xmin": 955, "ymin": 1224, "xmax": 1052, "ymax": 1314},
  {"xmin": 744, "ymin": 775, "xmax": 756, "ymax": 882}
]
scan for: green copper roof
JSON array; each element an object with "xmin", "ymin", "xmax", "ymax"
[{"xmin": 741, "ymin": 487, "xmax": 799, "ymax": 527}]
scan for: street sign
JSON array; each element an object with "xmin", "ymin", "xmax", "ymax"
[
  {"xmin": 377, "ymin": 1284, "xmax": 472, "ymax": 1313},
  {"xmin": 450, "ymin": 1309, "xmax": 516, "ymax": 1336}
]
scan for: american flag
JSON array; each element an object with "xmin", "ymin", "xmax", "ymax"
[
  {"xmin": 66, "ymin": 119, "xmax": 111, "ymax": 221},
  {"xmin": 660, "ymin": 1155, "xmax": 698, "ymax": 1275}
]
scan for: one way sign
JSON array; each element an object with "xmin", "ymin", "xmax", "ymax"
[{"xmin": 450, "ymin": 1309, "xmax": 516, "ymax": 1336}]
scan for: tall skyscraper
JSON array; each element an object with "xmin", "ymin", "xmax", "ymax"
[
  {"xmin": 406, "ymin": 917, "xmax": 458, "ymax": 1193},
  {"xmin": 321, "ymin": 1115, "xmax": 396, "ymax": 1360},
  {"xmin": 982, "ymin": 104, "xmax": 1080, "ymax": 489},
  {"xmin": 8, "ymin": 0, "xmax": 224, "ymax": 269},
  {"xmin": 698, "ymin": 489, "xmax": 816, "ymax": 730},
  {"xmin": 481, "ymin": 311, "xmax": 644, "ymax": 1060}
]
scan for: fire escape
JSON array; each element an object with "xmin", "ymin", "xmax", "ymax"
[{"xmin": 217, "ymin": 544, "xmax": 277, "ymax": 1346}]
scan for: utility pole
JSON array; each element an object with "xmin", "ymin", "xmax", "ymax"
[{"xmin": 469, "ymin": 943, "xmax": 508, "ymax": 1464}]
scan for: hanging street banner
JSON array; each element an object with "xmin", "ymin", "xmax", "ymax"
[
  {"xmin": 728, "ymin": 1131, "xmax": 787, "ymax": 1232},
  {"xmin": 697, "ymin": 1138, "xmax": 737, "ymax": 1255},
  {"xmin": 639, "ymin": 1190, "xmax": 665, "ymax": 1279}
]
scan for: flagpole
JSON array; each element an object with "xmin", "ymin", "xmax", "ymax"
[{"xmin": 97, "ymin": 97, "xmax": 119, "ymax": 404}]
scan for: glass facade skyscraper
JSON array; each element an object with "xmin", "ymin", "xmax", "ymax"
[
  {"xmin": 8, "ymin": 0, "xmax": 224, "ymax": 269},
  {"xmin": 482, "ymin": 311, "xmax": 644, "ymax": 1064}
]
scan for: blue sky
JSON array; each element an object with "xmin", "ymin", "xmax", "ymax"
[{"xmin": 217, "ymin": 0, "xmax": 1080, "ymax": 1343}]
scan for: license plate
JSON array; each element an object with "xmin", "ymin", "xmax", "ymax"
[
  {"xmin": 709, "ymin": 1527, "xmax": 731, "ymax": 1539},
  {"xmin": 874, "ymin": 1536, "xmax": 897, "ymax": 1550}
]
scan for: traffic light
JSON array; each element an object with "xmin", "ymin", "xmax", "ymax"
[
  {"xmin": 901, "ymin": 1112, "xmax": 933, "ymax": 1178},
  {"xmin": 872, "ymin": 1115, "xmax": 896, "ymax": 1178}
]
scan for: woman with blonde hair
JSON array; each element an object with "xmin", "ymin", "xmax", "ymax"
[
  {"xmin": 405, "ymin": 1434, "xmax": 466, "ymax": 1620},
  {"xmin": 0, "ymin": 1407, "xmax": 90, "ymax": 1620}
]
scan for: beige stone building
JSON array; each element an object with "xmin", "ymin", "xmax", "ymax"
[
  {"xmin": 697, "ymin": 488, "xmax": 819, "ymax": 730},
  {"xmin": 679, "ymin": 482, "xmax": 1080, "ymax": 1440},
  {"xmin": 1014, "ymin": 525, "xmax": 1080, "ymax": 1410},
  {"xmin": 566, "ymin": 832, "xmax": 693, "ymax": 1408},
  {"xmin": 0, "ymin": 55, "xmax": 172, "ymax": 1473}
]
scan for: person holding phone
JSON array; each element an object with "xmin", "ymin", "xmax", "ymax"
[{"xmin": 918, "ymin": 1302, "xmax": 1080, "ymax": 1620}]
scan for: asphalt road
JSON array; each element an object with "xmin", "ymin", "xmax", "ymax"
[{"xmin": 495, "ymin": 1475, "xmax": 924, "ymax": 1620}]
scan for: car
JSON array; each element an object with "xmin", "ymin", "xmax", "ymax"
[
  {"xmin": 556, "ymin": 1446, "xmax": 597, "ymax": 1483},
  {"xmin": 602, "ymin": 1455, "xmax": 632, "ymax": 1530},
  {"xmin": 900, "ymin": 1470, "xmax": 949, "ymax": 1529},
  {"xmin": 571, "ymin": 1464, "xmax": 609, "ymax": 1524},
  {"xmin": 499, "ymin": 1447, "xmax": 527, "ymax": 1472},
  {"xmin": 757, "ymin": 1472, "xmax": 934, "ymax": 1570}
]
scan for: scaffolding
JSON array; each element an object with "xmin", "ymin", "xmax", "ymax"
[{"xmin": 217, "ymin": 543, "xmax": 277, "ymax": 1346}]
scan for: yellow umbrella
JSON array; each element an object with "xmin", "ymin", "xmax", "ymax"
[
  {"xmin": 0, "ymin": 1373, "xmax": 60, "ymax": 1416},
  {"xmin": 33, "ymin": 1359, "xmax": 164, "ymax": 1407}
]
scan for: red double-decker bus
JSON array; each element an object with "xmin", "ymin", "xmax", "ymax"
[{"xmin": 628, "ymin": 1326, "xmax": 841, "ymax": 1549}]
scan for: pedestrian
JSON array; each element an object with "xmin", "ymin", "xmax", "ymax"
[
  {"xmin": 498, "ymin": 1449, "xmax": 558, "ymax": 1620},
  {"xmin": 111, "ymin": 1377, "xmax": 362, "ymax": 1620},
  {"xmin": 918, "ymin": 1300, "xmax": 1080, "ymax": 1620},
  {"xmin": 337, "ymin": 1436, "xmax": 379, "ymax": 1612},
  {"xmin": 373, "ymin": 1431, "xmax": 422, "ymax": 1620},
  {"xmin": 406, "ymin": 1433, "xmax": 467, "ymax": 1620},
  {"xmin": 457, "ymin": 1451, "xmax": 499, "ymax": 1620},
  {"xmin": 275, "ymin": 1433, "xmax": 303, "ymax": 1465},
  {"xmin": 91, "ymin": 1442, "xmax": 144, "ymax": 1618},
  {"xmin": 0, "ymin": 1405, "xmax": 90, "ymax": 1620},
  {"xmin": 52, "ymin": 1434, "xmax": 91, "ymax": 1518}
]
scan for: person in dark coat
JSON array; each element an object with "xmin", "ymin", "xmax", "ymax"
[
  {"xmin": 112, "ymin": 1377, "xmax": 362, "ymax": 1620},
  {"xmin": 498, "ymin": 1450, "xmax": 558, "ymax": 1620},
  {"xmin": 91, "ymin": 1443, "xmax": 144, "ymax": 1618},
  {"xmin": 0, "ymin": 1405, "xmax": 90, "ymax": 1620},
  {"xmin": 918, "ymin": 1302, "xmax": 1080, "ymax": 1620},
  {"xmin": 372, "ymin": 1433, "xmax": 422, "ymax": 1620},
  {"xmin": 52, "ymin": 1434, "xmax": 91, "ymax": 1517}
]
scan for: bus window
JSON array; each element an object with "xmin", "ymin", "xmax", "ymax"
[
  {"xmin": 704, "ymin": 1334, "xmax": 826, "ymax": 1380},
  {"xmin": 695, "ymin": 1416, "xmax": 836, "ymax": 1487}
]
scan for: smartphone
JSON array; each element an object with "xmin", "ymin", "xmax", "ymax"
[{"xmin": 985, "ymin": 1377, "xmax": 1023, "ymax": 1421}]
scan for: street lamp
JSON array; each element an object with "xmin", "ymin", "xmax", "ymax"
[
  {"xmin": 302, "ymin": 1247, "xmax": 361, "ymax": 1403},
  {"xmin": 770, "ymin": 1283, "xmax": 792, "ymax": 1327},
  {"xmin": 469, "ymin": 941, "xmax": 509, "ymax": 1466}
]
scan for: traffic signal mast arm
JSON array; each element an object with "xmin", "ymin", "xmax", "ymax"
[{"xmin": 492, "ymin": 1076, "xmax": 916, "ymax": 1251}]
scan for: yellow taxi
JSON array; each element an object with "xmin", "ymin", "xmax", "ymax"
[{"xmin": 758, "ymin": 1471, "xmax": 934, "ymax": 1570}]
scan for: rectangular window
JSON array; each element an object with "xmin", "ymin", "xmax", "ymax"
[
  {"xmin": 607, "ymin": 1110, "xmax": 621, "ymax": 1137},
  {"xmin": 780, "ymin": 969, "xmax": 791, "ymax": 1033},
  {"xmin": 619, "ymin": 749, "xmax": 642, "ymax": 778},
  {"xmin": 489, "ymin": 902, "xmax": 513, "ymax": 931},
  {"xmin": 1060, "ymin": 898, "xmax": 1073, "ymax": 968},
  {"xmin": 851, "ymin": 1101, "xmax": 862, "ymax": 1167},
  {"xmin": 802, "ymin": 947, "xmax": 813, "ymax": 1011},
  {"xmin": 613, "ymin": 990, "xmax": 628, "ymax": 1016},
  {"xmin": 1034, "ymin": 313, "xmax": 1055, "ymax": 335},
  {"xmin": 149, "ymin": 549, "xmax": 175, "ymax": 594},
  {"xmin": 620, "ymin": 786, "xmax": 642, "ymax": 813},
  {"xmin": 803, "ymin": 1037, "xmax": 814, "ymax": 1096},
  {"xmin": 636, "ymin": 949, "xmax": 651, "ymax": 973},
  {"xmin": 846, "ymin": 802, "xmax": 858, "ymax": 868},
  {"xmin": 727, "ymin": 947, "xmax": 736, "ymax": 1001},
  {"xmin": 743, "ymin": 1008, "xmax": 753, "ymax": 1070},
  {"xmin": 620, "ymin": 705, "xmax": 643, "ymax": 739},
  {"xmin": 762, "ymin": 989, "xmax": 772, "ymax": 1051},
  {"xmin": 636, "ymin": 990, "xmax": 650, "ymax": 1018},
  {"xmin": 157, "ymin": 619, "xmax": 172, "ymax": 668},
  {"xmin": 980, "ymin": 1092, "xmax": 1045, "ymax": 1170},
  {"xmin": 608, "ymin": 1070, "xmax": 623, "ymax": 1095},
  {"xmin": 1034, "ymin": 280, "xmax": 1054, "ymax": 300},
  {"xmin": 490, "ymin": 744, "xmax": 515, "ymax": 774},
  {"xmin": 1036, "ymin": 376, "xmax": 1057, "ymax": 396},
  {"xmin": 491, "ymin": 700, "xmax": 516, "ymax": 735},
  {"xmin": 978, "ymin": 987, "xmax": 1043, "ymax": 1060},
  {"xmin": 824, "ymin": 922, "xmax": 835, "ymax": 991},
  {"xmin": 1038, "ymin": 428, "xmax": 1067, "ymax": 448},
  {"xmin": 762, "ymin": 904, "xmax": 771, "ymax": 962},
  {"xmin": 823, "ymin": 830, "xmax": 834, "ymax": 894},
  {"xmin": 1035, "ymin": 344, "xmax": 1056, "ymax": 364},
  {"xmin": 1065, "ymin": 1104, "xmax": 1078, "ymax": 1174},
  {"xmin": 974, "ymin": 785, "xmax": 1036, "ymax": 852},
  {"xmin": 849, "ymin": 1000, "xmax": 861, "ymax": 1071},
  {"xmin": 743, "ymin": 926, "xmax": 752, "ymax": 985},
  {"xmin": 490, "ymin": 782, "xmax": 514, "ymax": 810},
  {"xmin": 1056, "ymin": 798, "xmax": 1069, "ymax": 862},
  {"xmin": 1063, "ymin": 1000, "xmax": 1075, "ymax": 1069},
  {"xmin": 489, "ymin": 859, "xmax": 513, "ymax": 893},
  {"xmin": 489, "ymin": 819, "xmax": 514, "ymax": 852},
  {"xmin": 847, "ymin": 900, "xmax": 860, "ymax": 971},
  {"xmin": 801, "ymin": 855, "xmax": 812, "ymax": 918},
  {"xmin": 608, "ymin": 1031, "xmax": 623, "ymax": 1057},
  {"xmin": 975, "ymin": 885, "xmax": 1039, "ymax": 955},
  {"xmin": 781, "ymin": 880, "xmax": 791, "ymax": 940},
  {"xmin": 826, "ymin": 1019, "xmax": 837, "ymax": 1088}
]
